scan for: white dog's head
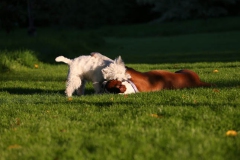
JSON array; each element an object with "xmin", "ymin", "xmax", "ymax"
[{"xmin": 101, "ymin": 56, "xmax": 131, "ymax": 81}]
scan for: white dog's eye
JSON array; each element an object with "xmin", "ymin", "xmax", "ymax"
[{"xmin": 102, "ymin": 69, "xmax": 107, "ymax": 74}]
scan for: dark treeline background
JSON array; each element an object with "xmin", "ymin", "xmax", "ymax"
[{"xmin": 1, "ymin": 0, "xmax": 240, "ymax": 33}]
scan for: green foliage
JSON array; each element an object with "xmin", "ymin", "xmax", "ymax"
[
  {"xmin": 1, "ymin": 0, "xmax": 154, "ymax": 30},
  {"xmin": 137, "ymin": 0, "xmax": 240, "ymax": 22},
  {"xmin": 0, "ymin": 0, "xmax": 27, "ymax": 32},
  {"xmin": 2, "ymin": 0, "xmax": 240, "ymax": 31}
]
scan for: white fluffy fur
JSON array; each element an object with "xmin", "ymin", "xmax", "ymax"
[
  {"xmin": 101, "ymin": 56, "xmax": 131, "ymax": 81},
  {"xmin": 55, "ymin": 52, "xmax": 113, "ymax": 97}
]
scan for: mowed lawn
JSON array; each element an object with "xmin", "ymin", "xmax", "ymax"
[{"xmin": 0, "ymin": 18, "xmax": 240, "ymax": 159}]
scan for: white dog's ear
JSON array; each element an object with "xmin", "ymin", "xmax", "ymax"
[{"xmin": 115, "ymin": 56, "xmax": 124, "ymax": 65}]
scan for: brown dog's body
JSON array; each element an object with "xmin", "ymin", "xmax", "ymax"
[
  {"xmin": 104, "ymin": 67, "xmax": 212, "ymax": 94},
  {"xmin": 126, "ymin": 67, "xmax": 212, "ymax": 92}
]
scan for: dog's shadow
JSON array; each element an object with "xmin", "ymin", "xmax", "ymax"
[
  {"xmin": 1, "ymin": 87, "xmax": 134, "ymax": 107},
  {"xmin": 2, "ymin": 77, "xmax": 239, "ymax": 95},
  {"xmin": 0, "ymin": 87, "xmax": 97, "ymax": 96},
  {"xmin": 1, "ymin": 87, "xmax": 64, "ymax": 95},
  {"xmin": 63, "ymin": 100, "xmax": 134, "ymax": 108},
  {"xmin": 1, "ymin": 80, "xmax": 239, "ymax": 95}
]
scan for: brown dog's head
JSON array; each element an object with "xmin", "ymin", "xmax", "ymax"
[{"xmin": 103, "ymin": 80, "xmax": 126, "ymax": 94}]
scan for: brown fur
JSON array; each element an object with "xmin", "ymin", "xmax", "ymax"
[
  {"xmin": 126, "ymin": 67, "xmax": 212, "ymax": 92},
  {"xmin": 105, "ymin": 67, "xmax": 212, "ymax": 93}
]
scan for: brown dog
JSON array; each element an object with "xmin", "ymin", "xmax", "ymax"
[
  {"xmin": 104, "ymin": 67, "xmax": 212, "ymax": 94},
  {"xmin": 102, "ymin": 56, "xmax": 212, "ymax": 94},
  {"xmin": 126, "ymin": 67, "xmax": 212, "ymax": 92}
]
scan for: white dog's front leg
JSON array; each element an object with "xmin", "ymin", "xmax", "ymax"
[
  {"xmin": 93, "ymin": 82, "xmax": 101, "ymax": 94},
  {"xmin": 65, "ymin": 75, "xmax": 81, "ymax": 97},
  {"xmin": 77, "ymin": 80, "xmax": 86, "ymax": 95}
]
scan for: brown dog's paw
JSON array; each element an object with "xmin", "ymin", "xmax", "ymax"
[
  {"xmin": 119, "ymin": 84, "xmax": 127, "ymax": 93},
  {"xmin": 105, "ymin": 80, "xmax": 126, "ymax": 94}
]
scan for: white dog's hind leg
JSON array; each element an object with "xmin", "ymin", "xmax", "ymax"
[
  {"xmin": 65, "ymin": 75, "xmax": 81, "ymax": 97},
  {"xmin": 77, "ymin": 80, "xmax": 86, "ymax": 95}
]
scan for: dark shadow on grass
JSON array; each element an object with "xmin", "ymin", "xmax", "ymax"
[
  {"xmin": 211, "ymin": 80, "xmax": 240, "ymax": 88},
  {"xmin": 155, "ymin": 102, "xmax": 238, "ymax": 111},
  {"xmin": 1, "ymin": 78, "xmax": 239, "ymax": 96},
  {"xmin": 62, "ymin": 100, "xmax": 134, "ymax": 108},
  {"xmin": 0, "ymin": 76, "xmax": 65, "ymax": 82},
  {"xmin": 1, "ymin": 87, "xmax": 65, "ymax": 95},
  {"xmin": 0, "ymin": 87, "xmax": 98, "ymax": 96}
]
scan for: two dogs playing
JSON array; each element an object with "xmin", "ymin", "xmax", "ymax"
[{"xmin": 56, "ymin": 53, "xmax": 212, "ymax": 97}]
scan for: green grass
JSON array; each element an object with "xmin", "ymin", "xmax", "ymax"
[
  {"xmin": 0, "ymin": 17, "xmax": 240, "ymax": 159},
  {"xmin": 0, "ymin": 50, "xmax": 40, "ymax": 72},
  {"xmin": 0, "ymin": 62, "xmax": 239, "ymax": 160},
  {"xmin": 101, "ymin": 31, "xmax": 240, "ymax": 63}
]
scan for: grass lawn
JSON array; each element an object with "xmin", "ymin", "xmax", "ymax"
[{"xmin": 0, "ymin": 17, "xmax": 240, "ymax": 159}]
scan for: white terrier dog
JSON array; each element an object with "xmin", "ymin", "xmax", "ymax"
[{"xmin": 55, "ymin": 52, "xmax": 113, "ymax": 97}]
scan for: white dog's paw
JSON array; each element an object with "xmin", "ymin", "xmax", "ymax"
[{"xmin": 65, "ymin": 90, "xmax": 73, "ymax": 97}]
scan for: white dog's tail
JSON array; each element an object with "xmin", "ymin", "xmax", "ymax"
[{"xmin": 55, "ymin": 56, "xmax": 72, "ymax": 65}]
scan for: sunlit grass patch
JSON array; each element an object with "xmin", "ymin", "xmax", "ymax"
[{"xmin": 0, "ymin": 50, "xmax": 39, "ymax": 72}]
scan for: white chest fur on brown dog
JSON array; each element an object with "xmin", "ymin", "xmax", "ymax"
[{"xmin": 55, "ymin": 52, "xmax": 113, "ymax": 97}]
